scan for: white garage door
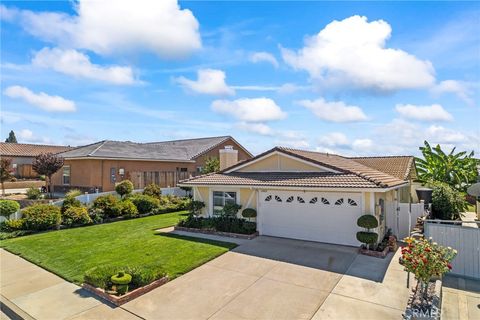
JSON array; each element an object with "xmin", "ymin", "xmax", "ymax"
[{"xmin": 259, "ymin": 190, "xmax": 362, "ymax": 246}]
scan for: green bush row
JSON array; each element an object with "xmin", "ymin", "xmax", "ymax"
[{"xmin": 179, "ymin": 216, "xmax": 257, "ymax": 235}]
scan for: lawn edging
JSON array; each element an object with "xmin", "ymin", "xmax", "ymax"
[
  {"xmin": 82, "ymin": 276, "xmax": 169, "ymax": 306},
  {"xmin": 174, "ymin": 226, "xmax": 258, "ymax": 240}
]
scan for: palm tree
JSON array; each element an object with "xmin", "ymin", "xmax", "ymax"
[{"xmin": 415, "ymin": 141, "xmax": 478, "ymax": 192}]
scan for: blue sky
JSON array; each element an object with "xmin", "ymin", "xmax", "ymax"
[{"xmin": 1, "ymin": 1, "xmax": 479, "ymax": 156}]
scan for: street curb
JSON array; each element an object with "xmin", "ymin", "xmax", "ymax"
[{"xmin": 0, "ymin": 294, "xmax": 35, "ymax": 320}]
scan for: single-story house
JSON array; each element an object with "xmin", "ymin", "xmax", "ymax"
[
  {"xmin": 0, "ymin": 142, "xmax": 72, "ymax": 178},
  {"xmin": 52, "ymin": 136, "xmax": 252, "ymax": 193},
  {"xmin": 180, "ymin": 146, "xmax": 418, "ymax": 246}
]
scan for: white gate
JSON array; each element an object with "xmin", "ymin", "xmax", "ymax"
[
  {"xmin": 425, "ymin": 221, "xmax": 480, "ymax": 279},
  {"xmin": 396, "ymin": 203, "xmax": 425, "ymax": 239}
]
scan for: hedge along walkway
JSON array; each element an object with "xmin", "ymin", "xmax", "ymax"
[{"xmin": 0, "ymin": 211, "xmax": 237, "ymax": 284}]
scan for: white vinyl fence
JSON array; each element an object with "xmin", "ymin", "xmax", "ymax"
[
  {"xmin": 425, "ymin": 221, "xmax": 480, "ymax": 279},
  {"xmin": 396, "ymin": 203, "xmax": 426, "ymax": 239}
]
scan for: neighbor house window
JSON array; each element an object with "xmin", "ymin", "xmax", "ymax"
[
  {"xmin": 110, "ymin": 168, "xmax": 116, "ymax": 184},
  {"xmin": 213, "ymin": 191, "xmax": 237, "ymax": 214},
  {"xmin": 196, "ymin": 166, "xmax": 203, "ymax": 173},
  {"xmin": 62, "ymin": 165, "xmax": 71, "ymax": 185},
  {"xmin": 180, "ymin": 167, "xmax": 188, "ymax": 172}
]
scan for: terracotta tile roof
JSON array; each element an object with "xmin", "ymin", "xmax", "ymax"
[
  {"xmin": 349, "ymin": 156, "xmax": 415, "ymax": 180},
  {"xmin": 181, "ymin": 146, "xmax": 413, "ymax": 189},
  {"xmin": 180, "ymin": 172, "xmax": 381, "ymax": 188},
  {"xmin": 0, "ymin": 143, "xmax": 72, "ymax": 157}
]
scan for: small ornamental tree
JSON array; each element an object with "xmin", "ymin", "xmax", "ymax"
[
  {"xmin": 222, "ymin": 203, "xmax": 242, "ymax": 217},
  {"xmin": 242, "ymin": 208, "xmax": 257, "ymax": 222},
  {"xmin": 187, "ymin": 200, "xmax": 205, "ymax": 217},
  {"xmin": 0, "ymin": 157, "xmax": 14, "ymax": 196},
  {"xmin": 356, "ymin": 214, "xmax": 379, "ymax": 250},
  {"xmin": 201, "ymin": 157, "xmax": 220, "ymax": 174},
  {"xmin": 401, "ymin": 237, "xmax": 457, "ymax": 300},
  {"xmin": 143, "ymin": 183, "xmax": 161, "ymax": 198},
  {"xmin": 32, "ymin": 153, "xmax": 64, "ymax": 198},
  {"xmin": 5, "ymin": 130, "xmax": 17, "ymax": 143},
  {"xmin": 115, "ymin": 180, "xmax": 134, "ymax": 198}
]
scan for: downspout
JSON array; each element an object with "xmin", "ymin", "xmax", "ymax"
[
  {"xmin": 408, "ymin": 177, "xmax": 412, "ymax": 237},
  {"xmin": 395, "ymin": 188, "xmax": 400, "ymax": 237}
]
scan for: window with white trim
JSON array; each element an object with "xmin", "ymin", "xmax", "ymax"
[
  {"xmin": 213, "ymin": 191, "xmax": 237, "ymax": 214},
  {"xmin": 62, "ymin": 165, "xmax": 71, "ymax": 185}
]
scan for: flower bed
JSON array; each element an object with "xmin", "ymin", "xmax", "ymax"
[
  {"xmin": 359, "ymin": 234, "xmax": 397, "ymax": 259},
  {"xmin": 83, "ymin": 276, "xmax": 168, "ymax": 306},
  {"xmin": 174, "ymin": 226, "xmax": 258, "ymax": 239},
  {"xmin": 403, "ymin": 279, "xmax": 442, "ymax": 320}
]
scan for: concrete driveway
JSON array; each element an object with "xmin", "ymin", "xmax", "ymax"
[{"xmin": 121, "ymin": 236, "xmax": 413, "ymax": 320}]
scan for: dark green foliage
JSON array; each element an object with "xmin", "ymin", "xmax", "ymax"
[
  {"xmin": 115, "ymin": 180, "xmax": 134, "ymax": 198},
  {"xmin": 201, "ymin": 157, "xmax": 220, "ymax": 174},
  {"xmin": 61, "ymin": 196, "xmax": 82, "ymax": 214},
  {"xmin": 221, "ymin": 203, "xmax": 242, "ymax": 217},
  {"xmin": 26, "ymin": 187, "xmax": 42, "ymax": 200},
  {"xmin": 111, "ymin": 272, "xmax": 132, "ymax": 285},
  {"xmin": 187, "ymin": 200, "xmax": 205, "ymax": 217},
  {"xmin": 416, "ymin": 141, "xmax": 478, "ymax": 192},
  {"xmin": 84, "ymin": 265, "xmax": 166, "ymax": 290},
  {"xmin": 5, "ymin": 130, "xmax": 17, "ymax": 143},
  {"xmin": 356, "ymin": 231, "xmax": 378, "ymax": 245},
  {"xmin": 179, "ymin": 216, "xmax": 256, "ymax": 235},
  {"xmin": 22, "ymin": 204, "xmax": 61, "ymax": 230},
  {"xmin": 1, "ymin": 218, "xmax": 25, "ymax": 231},
  {"xmin": 357, "ymin": 214, "xmax": 378, "ymax": 229},
  {"xmin": 0, "ymin": 200, "xmax": 20, "ymax": 218},
  {"xmin": 241, "ymin": 208, "xmax": 257, "ymax": 221},
  {"xmin": 431, "ymin": 182, "xmax": 465, "ymax": 220},
  {"xmin": 92, "ymin": 194, "xmax": 121, "ymax": 218},
  {"xmin": 118, "ymin": 199, "xmax": 139, "ymax": 218},
  {"xmin": 62, "ymin": 206, "xmax": 92, "ymax": 226},
  {"xmin": 143, "ymin": 183, "xmax": 161, "ymax": 198},
  {"xmin": 129, "ymin": 194, "xmax": 160, "ymax": 214}
]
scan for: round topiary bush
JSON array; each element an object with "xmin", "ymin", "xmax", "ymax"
[
  {"xmin": 22, "ymin": 204, "xmax": 61, "ymax": 230},
  {"xmin": 241, "ymin": 208, "xmax": 257, "ymax": 221},
  {"xmin": 118, "ymin": 199, "xmax": 139, "ymax": 218},
  {"xmin": 62, "ymin": 206, "xmax": 92, "ymax": 226},
  {"xmin": 92, "ymin": 194, "xmax": 121, "ymax": 218},
  {"xmin": 0, "ymin": 200, "xmax": 20, "ymax": 219},
  {"xmin": 356, "ymin": 231, "xmax": 378, "ymax": 245},
  {"xmin": 115, "ymin": 180, "xmax": 134, "ymax": 198},
  {"xmin": 111, "ymin": 272, "xmax": 132, "ymax": 295},
  {"xmin": 129, "ymin": 194, "xmax": 160, "ymax": 215},
  {"xmin": 357, "ymin": 214, "xmax": 378, "ymax": 229},
  {"xmin": 143, "ymin": 183, "xmax": 161, "ymax": 198}
]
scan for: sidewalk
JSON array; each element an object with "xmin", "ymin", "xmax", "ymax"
[{"xmin": 0, "ymin": 249, "xmax": 140, "ymax": 320}]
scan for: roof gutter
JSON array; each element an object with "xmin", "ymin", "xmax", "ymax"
[{"xmin": 63, "ymin": 157, "xmax": 195, "ymax": 163}]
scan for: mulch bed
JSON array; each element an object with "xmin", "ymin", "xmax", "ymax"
[
  {"xmin": 82, "ymin": 276, "xmax": 169, "ymax": 306},
  {"xmin": 174, "ymin": 226, "xmax": 258, "ymax": 240}
]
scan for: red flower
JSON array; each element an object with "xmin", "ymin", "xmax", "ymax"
[
  {"xmin": 447, "ymin": 264, "xmax": 452, "ymax": 270},
  {"xmin": 422, "ymin": 258, "xmax": 427, "ymax": 263}
]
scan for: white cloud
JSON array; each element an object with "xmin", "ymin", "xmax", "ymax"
[
  {"xmin": 211, "ymin": 98, "xmax": 287, "ymax": 122},
  {"xmin": 3, "ymin": 85, "xmax": 76, "ymax": 112},
  {"xmin": 318, "ymin": 132, "xmax": 350, "ymax": 148},
  {"xmin": 3, "ymin": 0, "xmax": 201, "ymax": 58},
  {"xmin": 316, "ymin": 132, "xmax": 373, "ymax": 155},
  {"xmin": 282, "ymin": 15, "xmax": 435, "ymax": 92},
  {"xmin": 431, "ymin": 80, "xmax": 475, "ymax": 106},
  {"xmin": 395, "ymin": 103, "xmax": 453, "ymax": 122},
  {"xmin": 17, "ymin": 129, "xmax": 52, "ymax": 144},
  {"xmin": 298, "ymin": 98, "xmax": 368, "ymax": 123},
  {"xmin": 175, "ymin": 69, "xmax": 235, "ymax": 96},
  {"xmin": 32, "ymin": 47, "xmax": 136, "ymax": 85},
  {"xmin": 250, "ymin": 52, "xmax": 279, "ymax": 68},
  {"xmin": 426, "ymin": 125, "xmax": 466, "ymax": 143},
  {"xmin": 236, "ymin": 122, "xmax": 274, "ymax": 136},
  {"xmin": 352, "ymin": 138, "xmax": 373, "ymax": 150}
]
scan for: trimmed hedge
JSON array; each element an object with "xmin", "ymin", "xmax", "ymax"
[
  {"xmin": 84, "ymin": 265, "xmax": 166, "ymax": 290},
  {"xmin": 92, "ymin": 194, "xmax": 121, "ymax": 218},
  {"xmin": 22, "ymin": 204, "xmax": 61, "ymax": 231},
  {"xmin": 118, "ymin": 200, "xmax": 139, "ymax": 218},
  {"xmin": 357, "ymin": 214, "xmax": 378, "ymax": 229},
  {"xmin": 241, "ymin": 208, "xmax": 257, "ymax": 219},
  {"xmin": 61, "ymin": 196, "xmax": 82, "ymax": 214},
  {"xmin": 115, "ymin": 180, "xmax": 134, "ymax": 198},
  {"xmin": 179, "ymin": 216, "xmax": 256, "ymax": 235},
  {"xmin": 129, "ymin": 194, "xmax": 160, "ymax": 215},
  {"xmin": 143, "ymin": 183, "xmax": 161, "ymax": 198},
  {"xmin": 1, "ymin": 218, "xmax": 25, "ymax": 231},
  {"xmin": 356, "ymin": 231, "xmax": 378, "ymax": 245},
  {"xmin": 62, "ymin": 206, "xmax": 92, "ymax": 226},
  {"xmin": 0, "ymin": 200, "xmax": 20, "ymax": 218}
]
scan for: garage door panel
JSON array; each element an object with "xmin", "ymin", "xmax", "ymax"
[{"xmin": 260, "ymin": 191, "xmax": 361, "ymax": 246}]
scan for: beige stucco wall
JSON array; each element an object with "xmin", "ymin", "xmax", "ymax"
[{"xmin": 238, "ymin": 154, "xmax": 325, "ymax": 172}]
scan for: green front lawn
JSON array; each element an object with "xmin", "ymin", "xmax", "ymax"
[{"xmin": 0, "ymin": 211, "xmax": 236, "ymax": 284}]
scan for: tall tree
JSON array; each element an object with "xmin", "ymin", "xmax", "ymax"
[
  {"xmin": 415, "ymin": 141, "xmax": 478, "ymax": 192},
  {"xmin": 0, "ymin": 158, "xmax": 14, "ymax": 196},
  {"xmin": 201, "ymin": 157, "xmax": 220, "ymax": 174},
  {"xmin": 32, "ymin": 153, "xmax": 64, "ymax": 198},
  {"xmin": 5, "ymin": 130, "xmax": 17, "ymax": 143}
]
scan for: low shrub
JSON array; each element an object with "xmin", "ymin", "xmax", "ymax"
[
  {"xmin": 179, "ymin": 216, "xmax": 256, "ymax": 235},
  {"xmin": 62, "ymin": 206, "xmax": 92, "ymax": 226},
  {"xmin": 65, "ymin": 189, "xmax": 83, "ymax": 198},
  {"xmin": 431, "ymin": 182, "xmax": 465, "ymax": 220},
  {"xmin": 143, "ymin": 183, "xmax": 161, "ymax": 198},
  {"xmin": 26, "ymin": 187, "xmax": 42, "ymax": 200},
  {"xmin": 220, "ymin": 203, "xmax": 242, "ymax": 217},
  {"xmin": 115, "ymin": 180, "xmax": 134, "ymax": 198},
  {"xmin": 0, "ymin": 200, "xmax": 20, "ymax": 219},
  {"xmin": 118, "ymin": 199, "xmax": 139, "ymax": 218},
  {"xmin": 241, "ymin": 208, "xmax": 257, "ymax": 221},
  {"xmin": 0, "ymin": 218, "xmax": 25, "ymax": 231},
  {"xmin": 84, "ymin": 265, "xmax": 166, "ymax": 291},
  {"xmin": 22, "ymin": 204, "xmax": 61, "ymax": 231},
  {"xmin": 92, "ymin": 194, "xmax": 121, "ymax": 218},
  {"xmin": 129, "ymin": 194, "xmax": 160, "ymax": 215},
  {"xmin": 187, "ymin": 200, "xmax": 205, "ymax": 217},
  {"xmin": 61, "ymin": 196, "xmax": 82, "ymax": 214},
  {"xmin": 0, "ymin": 230, "xmax": 32, "ymax": 240}
]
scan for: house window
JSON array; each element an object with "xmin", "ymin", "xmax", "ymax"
[
  {"xmin": 110, "ymin": 168, "xmax": 116, "ymax": 184},
  {"xmin": 213, "ymin": 191, "xmax": 237, "ymax": 214},
  {"xmin": 321, "ymin": 197, "xmax": 330, "ymax": 205},
  {"xmin": 275, "ymin": 195, "xmax": 282, "ymax": 202},
  {"xmin": 297, "ymin": 196, "xmax": 305, "ymax": 203},
  {"xmin": 286, "ymin": 196, "xmax": 294, "ymax": 203},
  {"xmin": 335, "ymin": 198, "xmax": 344, "ymax": 206},
  {"xmin": 180, "ymin": 168, "xmax": 188, "ymax": 172},
  {"xmin": 264, "ymin": 195, "xmax": 272, "ymax": 202},
  {"xmin": 348, "ymin": 198, "xmax": 358, "ymax": 206},
  {"xmin": 196, "ymin": 166, "xmax": 203, "ymax": 173},
  {"xmin": 62, "ymin": 165, "xmax": 71, "ymax": 185},
  {"xmin": 309, "ymin": 197, "xmax": 318, "ymax": 204}
]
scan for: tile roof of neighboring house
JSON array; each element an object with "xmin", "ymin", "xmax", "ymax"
[
  {"xmin": 180, "ymin": 147, "xmax": 413, "ymax": 189},
  {"xmin": 0, "ymin": 143, "xmax": 72, "ymax": 157},
  {"xmin": 348, "ymin": 156, "xmax": 415, "ymax": 180},
  {"xmin": 57, "ymin": 136, "xmax": 251, "ymax": 161}
]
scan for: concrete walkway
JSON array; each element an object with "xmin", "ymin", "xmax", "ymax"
[
  {"xmin": 442, "ymin": 275, "xmax": 480, "ymax": 320},
  {"xmin": 0, "ymin": 249, "xmax": 140, "ymax": 320}
]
